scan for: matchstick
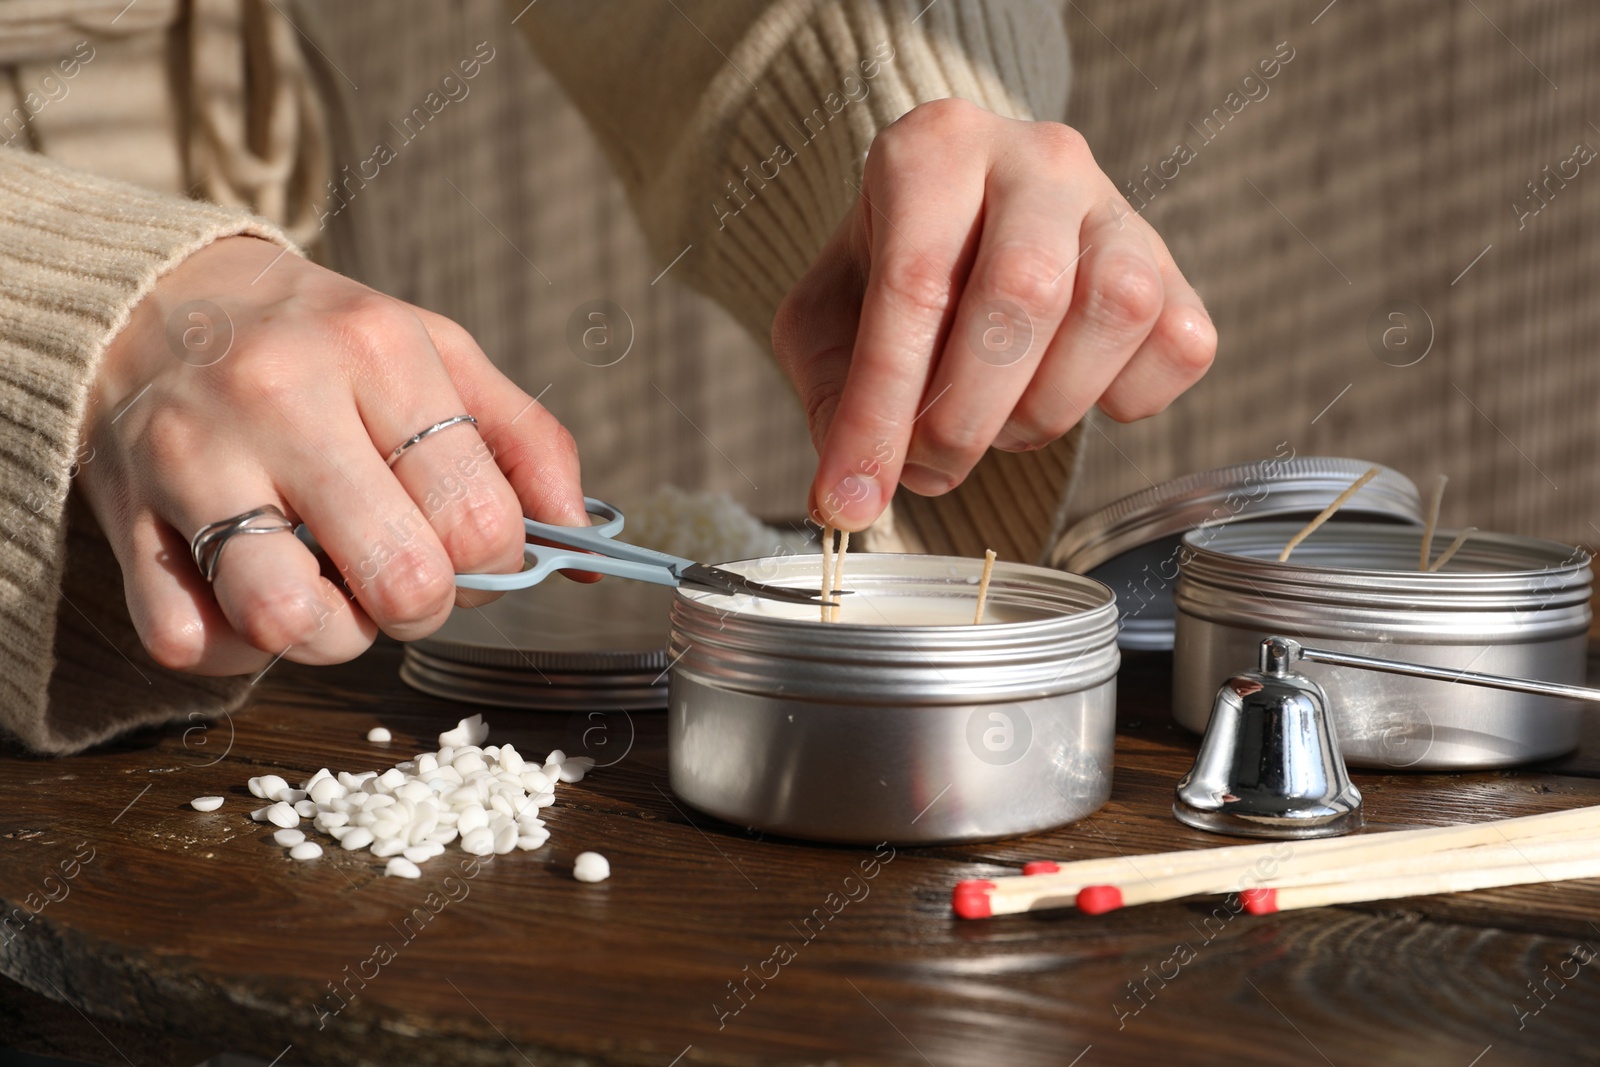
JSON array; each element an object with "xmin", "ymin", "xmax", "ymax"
[
  {"xmin": 973, "ymin": 549, "xmax": 997, "ymax": 624},
  {"xmin": 1241, "ymin": 852, "xmax": 1600, "ymax": 915},
  {"xmin": 1420, "ymin": 473, "xmax": 1448, "ymax": 570},
  {"xmin": 1426, "ymin": 527, "xmax": 1477, "ymax": 572},
  {"xmin": 1071, "ymin": 827, "xmax": 1600, "ymax": 915},
  {"xmin": 951, "ymin": 803, "xmax": 1600, "ymax": 918},
  {"xmin": 1278, "ymin": 465, "xmax": 1381, "ymax": 562},
  {"xmin": 829, "ymin": 529, "xmax": 850, "ymax": 623}
]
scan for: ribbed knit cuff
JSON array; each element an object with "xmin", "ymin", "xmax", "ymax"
[
  {"xmin": 641, "ymin": 0, "xmax": 1071, "ymax": 340},
  {"xmin": 0, "ymin": 147, "xmax": 295, "ymax": 753}
]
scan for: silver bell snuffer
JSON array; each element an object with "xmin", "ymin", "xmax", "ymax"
[{"xmin": 1176, "ymin": 636, "xmax": 1600, "ymax": 839}]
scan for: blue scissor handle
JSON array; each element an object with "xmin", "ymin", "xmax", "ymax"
[
  {"xmin": 296, "ymin": 497, "xmax": 696, "ymax": 593},
  {"xmin": 456, "ymin": 497, "xmax": 696, "ymax": 592}
]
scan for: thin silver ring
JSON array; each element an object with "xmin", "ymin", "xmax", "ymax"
[
  {"xmin": 387, "ymin": 414, "xmax": 477, "ymax": 467},
  {"xmin": 190, "ymin": 505, "xmax": 296, "ymax": 583}
]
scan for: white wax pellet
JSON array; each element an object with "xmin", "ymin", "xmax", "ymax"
[
  {"xmin": 328, "ymin": 825, "xmax": 354, "ymax": 841},
  {"xmin": 289, "ymin": 841, "xmax": 323, "ymax": 861},
  {"xmin": 265, "ymin": 802, "xmax": 299, "ymax": 829},
  {"xmin": 273, "ymin": 828, "xmax": 305, "ymax": 847},
  {"xmin": 426, "ymin": 827, "xmax": 458, "ymax": 845},
  {"xmin": 308, "ymin": 777, "xmax": 344, "ymax": 805},
  {"xmin": 488, "ymin": 795, "xmax": 514, "ymax": 818},
  {"xmin": 385, "ymin": 857, "xmax": 422, "ymax": 879},
  {"xmin": 544, "ymin": 749, "xmax": 567, "ymax": 769},
  {"xmin": 532, "ymin": 791, "xmax": 555, "ymax": 809},
  {"xmin": 293, "ymin": 799, "xmax": 316, "ymax": 818},
  {"xmin": 371, "ymin": 837, "xmax": 407, "ymax": 858},
  {"xmin": 516, "ymin": 827, "xmax": 550, "ymax": 850},
  {"xmin": 279, "ymin": 788, "xmax": 308, "ymax": 804},
  {"xmin": 255, "ymin": 775, "xmax": 288, "ymax": 801},
  {"xmin": 366, "ymin": 794, "xmax": 396, "ymax": 810},
  {"xmin": 340, "ymin": 827, "xmax": 374, "ymax": 851},
  {"xmin": 371, "ymin": 820, "xmax": 403, "ymax": 841},
  {"xmin": 453, "ymin": 753, "xmax": 487, "ymax": 776},
  {"xmin": 492, "ymin": 824, "xmax": 518, "ymax": 855},
  {"xmin": 404, "ymin": 843, "xmax": 444, "ymax": 863},
  {"xmin": 520, "ymin": 769, "xmax": 553, "ymax": 793},
  {"xmin": 416, "ymin": 753, "xmax": 439, "ymax": 776},
  {"xmin": 377, "ymin": 768, "xmax": 407, "ymax": 791},
  {"xmin": 352, "ymin": 811, "xmax": 376, "ymax": 828},
  {"xmin": 190, "ymin": 796, "xmax": 224, "ymax": 812},
  {"xmin": 557, "ymin": 762, "xmax": 591, "ymax": 784},
  {"xmin": 315, "ymin": 811, "xmax": 348, "ymax": 829},
  {"xmin": 573, "ymin": 851, "xmax": 610, "ymax": 883},
  {"xmin": 302, "ymin": 768, "xmax": 332, "ymax": 789},
  {"xmin": 460, "ymin": 827, "xmax": 495, "ymax": 856},
  {"xmin": 457, "ymin": 805, "xmax": 489, "ymax": 835},
  {"xmin": 498, "ymin": 747, "xmax": 525, "ymax": 774},
  {"xmin": 367, "ymin": 726, "xmax": 392, "ymax": 743}
]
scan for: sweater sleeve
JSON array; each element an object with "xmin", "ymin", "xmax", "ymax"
[
  {"xmin": 514, "ymin": 0, "xmax": 1086, "ymax": 566},
  {"xmin": 512, "ymin": 0, "xmax": 1071, "ymax": 341},
  {"xmin": 0, "ymin": 147, "xmax": 297, "ymax": 754}
]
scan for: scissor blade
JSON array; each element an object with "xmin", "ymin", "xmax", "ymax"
[{"xmin": 680, "ymin": 563, "xmax": 848, "ymax": 605}]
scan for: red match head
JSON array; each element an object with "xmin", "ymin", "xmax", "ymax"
[
  {"xmin": 1022, "ymin": 861, "xmax": 1061, "ymax": 876},
  {"xmin": 1075, "ymin": 885, "xmax": 1124, "ymax": 915},
  {"xmin": 1240, "ymin": 888, "xmax": 1278, "ymax": 914},
  {"xmin": 951, "ymin": 879, "xmax": 996, "ymax": 919}
]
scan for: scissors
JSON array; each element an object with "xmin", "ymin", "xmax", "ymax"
[{"xmin": 297, "ymin": 498, "xmax": 835, "ymax": 604}]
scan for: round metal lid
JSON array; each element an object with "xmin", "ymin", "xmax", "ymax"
[
  {"xmin": 400, "ymin": 576, "xmax": 673, "ymax": 709},
  {"xmin": 1049, "ymin": 456, "xmax": 1424, "ymax": 651}
]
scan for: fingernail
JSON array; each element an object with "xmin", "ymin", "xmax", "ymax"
[
  {"xmin": 900, "ymin": 463, "xmax": 955, "ymax": 496},
  {"xmin": 992, "ymin": 427, "xmax": 1037, "ymax": 452},
  {"xmin": 815, "ymin": 472, "xmax": 885, "ymax": 528}
]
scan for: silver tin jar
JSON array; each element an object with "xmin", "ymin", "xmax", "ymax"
[
  {"xmin": 1051, "ymin": 457, "xmax": 1422, "ymax": 651},
  {"xmin": 1174, "ymin": 522, "xmax": 1592, "ymax": 770},
  {"xmin": 668, "ymin": 553, "xmax": 1120, "ymax": 844}
]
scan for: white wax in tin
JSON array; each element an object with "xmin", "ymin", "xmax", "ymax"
[{"xmin": 697, "ymin": 590, "xmax": 1040, "ymax": 626}]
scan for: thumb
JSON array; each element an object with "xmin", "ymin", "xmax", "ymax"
[{"xmin": 771, "ymin": 218, "xmax": 867, "ymax": 460}]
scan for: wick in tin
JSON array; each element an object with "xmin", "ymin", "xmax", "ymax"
[
  {"xmin": 1278, "ymin": 466, "xmax": 1381, "ymax": 562},
  {"xmin": 829, "ymin": 529, "xmax": 850, "ymax": 622},
  {"xmin": 821, "ymin": 524, "xmax": 835, "ymax": 623},
  {"xmin": 973, "ymin": 548, "xmax": 997, "ymax": 624},
  {"xmin": 1420, "ymin": 473, "xmax": 1448, "ymax": 571},
  {"xmin": 1427, "ymin": 527, "xmax": 1476, "ymax": 571}
]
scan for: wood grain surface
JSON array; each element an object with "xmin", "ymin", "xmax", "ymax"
[{"xmin": 4, "ymin": 642, "xmax": 1600, "ymax": 1067}]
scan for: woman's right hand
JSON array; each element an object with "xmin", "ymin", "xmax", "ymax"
[{"xmin": 80, "ymin": 235, "xmax": 588, "ymax": 676}]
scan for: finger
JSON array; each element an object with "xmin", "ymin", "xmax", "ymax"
[
  {"xmin": 998, "ymin": 200, "xmax": 1165, "ymax": 449},
  {"xmin": 902, "ymin": 149, "xmax": 1084, "ymax": 492},
  {"xmin": 118, "ymin": 510, "xmax": 274, "ymax": 675},
  {"xmin": 348, "ymin": 304, "xmax": 526, "ymax": 605},
  {"xmin": 1094, "ymin": 231, "xmax": 1217, "ymax": 423},
  {"xmin": 771, "ymin": 219, "xmax": 864, "ymax": 457},
  {"xmin": 155, "ymin": 474, "xmax": 377, "ymax": 665},
  {"xmin": 809, "ymin": 106, "xmax": 988, "ymax": 529},
  {"xmin": 411, "ymin": 305, "xmax": 600, "ymax": 584}
]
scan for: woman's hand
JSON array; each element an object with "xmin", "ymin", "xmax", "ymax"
[
  {"xmin": 772, "ymin": 99, "xmax": 1217, "ymax": 531},
  {"xmin": 81, "ymin": 236, "xmax": 587, "ymax": 676}
]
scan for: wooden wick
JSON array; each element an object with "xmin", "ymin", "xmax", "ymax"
[
  {"xmin": 1278, "ymin": 466, "xmax": 1381, "ymax": 562},
  {"xmin": 973, "ymin": 549, "xmax": 997, "ymax": 624},
  {"xmin": 829, "ymin": 529, "xmax": 850, "ymax": 623},
  {"xmin": 1420, "ymin": 473, "xmax": 1448, "ymax": 570},
  {"xmin": 820, "ymin": 524, "xmax": 835, "ymax": 623},
  {"xmin": 1426, "ymin": 527, "xmax": 1476, "ymax": 572}
]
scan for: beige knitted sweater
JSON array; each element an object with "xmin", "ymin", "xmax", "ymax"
[{"xmin": 0, "ymin": 0, "xmax": 1071, "ymax": 753}]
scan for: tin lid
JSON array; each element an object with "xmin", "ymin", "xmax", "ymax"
[
  {"xmin": 1049, "ymin": 456, "xmax": 1423, "ymax": 651},
  {"xmin": 400, "ymin": 577, "xmax": 673, "ymax": 710}
]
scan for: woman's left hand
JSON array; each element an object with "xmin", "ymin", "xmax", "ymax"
[{"xmin": 772, "ymin": 98, "xmax": 1218, "ymax": 531}]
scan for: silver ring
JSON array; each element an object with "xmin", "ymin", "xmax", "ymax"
[
  {"xmin": 190, "ymin": 505, "xmax": 296, "ymax": 583},
  {"xmin": 386, "ymin": 414, "xmax": 477, "ymax": 467}
]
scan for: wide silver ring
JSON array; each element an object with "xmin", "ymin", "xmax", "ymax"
[
  {"xmin": 190, "ymin": 505, "xmax": 296, "ymax": 583},
  {"xmin": 386, "ymin": 414, "xmax": 477, "ymax": 468}
]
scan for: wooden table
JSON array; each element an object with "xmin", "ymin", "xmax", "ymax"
[{"xmin": 5, "ymin": 640, "xmax": 1600, "ymax": 1067}]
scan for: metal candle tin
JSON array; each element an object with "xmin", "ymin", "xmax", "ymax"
[
  {"xmin": 667, "ymin": 554, "xmax": 1120, "ymax": 844},
  {"xmin": 1051, "ymin": 457, "xmax": 1423, "ymax": 651},
  {"xmin": 1173, "ymin": 522, "xmax": 1593, "ymax": 770}
]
